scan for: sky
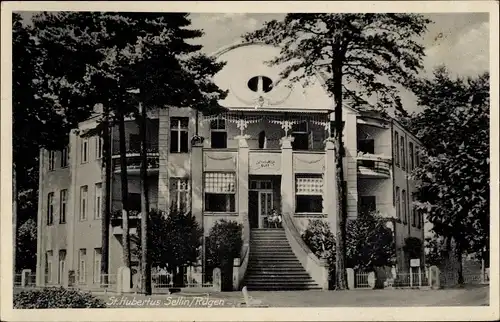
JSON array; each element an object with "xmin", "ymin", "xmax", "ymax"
[{"xmin": 19, "ymin": 12, "xmax": 490, "ymax": 113}]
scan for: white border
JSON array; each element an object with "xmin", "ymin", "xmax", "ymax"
[{"xmin": 1, "ymin": 1, "xmax": 499, "ymax": 321}]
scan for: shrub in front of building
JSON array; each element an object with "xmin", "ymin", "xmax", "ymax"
[
  {"xmin": 14, "ymin": 287, "xmax": 106, "ymax": 308},
  {"xmin": 206, "ymin": 220, "xmax": 243, "ymax": 291}
]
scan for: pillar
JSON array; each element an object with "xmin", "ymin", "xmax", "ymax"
[
  {"xmin": 235, "ymin": 135, "xmax": 250, "ymax": 243},
  {"xmin": 280, "ymin": 136, "xmax": 294, "ymax": 215},
  {"xmin": 324, "ymin": 138, "xmax": 338, "ymax": 234},
  {"xmin": 36, "ymin": 150, "xmax": 44, "ymax": 286}
]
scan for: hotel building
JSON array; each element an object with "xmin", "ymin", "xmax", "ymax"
[{"xmin": 35, "ymin": 43, "xmax": 424, "ymax": 290}]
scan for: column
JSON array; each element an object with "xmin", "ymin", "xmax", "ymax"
[
  {"xmin": 157, "ymin": 108, "xmax": 170, "ymax": 212},
  {"xmin": 36, "ymin": 150, "xmax": 44, "ymax": 286},
  {"xmin": 235, "ymin": 135, "xmax": 250, "ymax": 241},
  {"xmin": 190, "ymin": 138, "xmax": 204, "ymax": 226},
  {"xmin": 324, "ymin": 138, "xmax": 338, "ymax": 234},
  {"xmin": 280, "ymin": 136, "xmax": 294, "ymax": 215}
]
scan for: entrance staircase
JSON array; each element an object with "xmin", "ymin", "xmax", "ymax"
[{"xmin": 244, "ymin": 229, "xmax": 322, "ymax": 290}]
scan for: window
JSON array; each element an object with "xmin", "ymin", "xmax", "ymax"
[
  {"xmin": 402, "ymin": 189, "xmax": 407, "ymax": 224},
  {"xmin": 127, "ymin": 193, "xmax": 141, "ymax": 212},
  {"xmin": 359, "ymin": 196, "xmax": 376, "ymax": 216},
  {"xmin": 417, "ymin": 209, "xmax": 422, "ymax": 229},
  {"xmin": 45, "ymin": 251, "xmax": 53, "ymax": 284},
  {"xmin": 60, "ymin": 190, "xmax": 67, "ymax": 224},
  {"xmin": 48, "ymin": 151, "xmax": 56, "ymax": 171},
  {"xmin": 96, "ymin": 136, "xmax": 103, "ymax": 159},
  {"xmin": 170, "ymin": 178, "xmax": 190, "ymax": 213},
  {"xmin": 80, "ymin": 186, "xmax": 88, "ymax": 220},
  {"xmin": 292, "ymin": 122, "xmax": 309, "ymax": 150},
  {"xmin": 61, "ymin": 147, "xmax": 69, "ymax": 168},
  {"xmin": 295, "ymin": 175, "xmax": 323, "ymax": 213},
  {"xmin": 416, "ymin": 147, "xmax": 420, "ymax": 167},
  {"xmin": 395, "ymin": 186, "xmax": 400, "ymax": 220},
  {"xmin": 204, "ymin": 172, "xmax": 236, "ymax": 212},
  {"xmin": 394, "ymin": 131, "xmax": 399, "ymax": 166},
  {"xmin": 94, "ymin": 183, "xmax": 102, "ymax": 219},
  {"xmin": 93, "ymin": 248, "xmax": 101, "ymax": 284},
  {"xmin": 409, "ymin": 142, "xmax": 414, "ymax": 171},
  {"xmin": 81, "ymin": 138, "xmax": 88, "ymax": 163},
  {"xmin": 58, "ymin": 250, "xmax": 66, "ymax": 284},
  {"xmin": 400, "ymin": 136, "xmax": 405, "ymax": 170},
  {"xmin": 78, "ymin": 249, "xmax": 87, "ymax": 283},
  {"xmin": 171, "ymin": 117, "xmax": 189, "ymax": 153},
  {"xmin": 210, "ymin": 119, "xmax": 227, "ymax": 149},
  {"xmin": 47, "ymin": 192, "xmax": 54, "ymax": 225},
  {"xmin": 129, "ymin": 133, "xmax": 141, "ymax": 153},
  {"xmin": 358, "ymin": 139, "xmax": 375, "ymax": 154}
]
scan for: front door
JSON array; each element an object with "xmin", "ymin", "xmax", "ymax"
[
  {"xmin": 258, "ymin": 191, "xmax": 273, "ymax": 228},
  {"xmin": 249, "ymin": 191, "xmax": 259, "ymax": 229}
]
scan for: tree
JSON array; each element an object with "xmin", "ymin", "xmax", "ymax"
[
  {"xmin": 411, "ymin": 67, "xmax": 489, "ymax": 284},
  {"xmin": 13, "ymin": 13, "xmax": 95, "ymax": 273},
  {"xmin": 245, "ymin": 13, "xmax": 431, "ymax": 289},
  {"xmin": 131, "ymin": 209, "xmax": 202, "ymax": 287},
  {"xmin": 31, "ymin": 12, "xmax": 226, "ymax": 294},
  {"xmin": 206, "ymin": 220, "xmax": 243, "ymax": 291},
  {"xmin": 346, "ymin": 213, "xmax": 395, "ymax": 271},
  {"xmin": 16, "ymin": 218, "xmax": 37, "ymax": 271}
]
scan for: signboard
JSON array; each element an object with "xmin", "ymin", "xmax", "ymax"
[
  {"xmin": 410, "ymin": 258, "xmax": 420, "ymax": 267},
  {"xmin": 249, "ymin": 152, "xmax": 281, "ymax": 174}
]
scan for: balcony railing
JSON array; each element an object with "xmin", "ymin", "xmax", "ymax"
[
  {"xmin": 357, "ymin": 153, "xmax": 391, "ymax": 178},
  {"xmin": 111, "ymin": 153, "xmax": 159, "ymax": 173}
]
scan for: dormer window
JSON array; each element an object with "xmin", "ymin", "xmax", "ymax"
[{"xmin": 248, "ymin": 76, "xmax": 273, "ymax": 93}]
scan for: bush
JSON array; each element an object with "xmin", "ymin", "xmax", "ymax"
[
  {"xmin": 301, "ymin": 220, "xmax": 336, "ymax": 287},
  {"xmin": 14, "ymin": 287, "xmax": 106, "ymax": 308},
  {"xmin": 206, "ymin": 220, "xmax": 243, "ymax": 291}
]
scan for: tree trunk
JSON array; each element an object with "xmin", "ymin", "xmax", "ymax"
[
  {"xmin": 100, "ymin": 105, "xmax": 112, "ymax": 285},
  {"xmin": 13, "ymin": 163, "xmax": 17, "ymax": 274},
  {"xmin": 456, "ymin": 245, "xmax": 464, "ymax": 285},
  {"xmin": 332, "ymin": 64, "xmax": 348, "ymax": 290},
  {"xmin": 138, "ymin": 103, "xmax": 152, "ymax": 295},
  {"xmin": 118, "ymin": 112, "xmax": 131, "ymax": 288}
]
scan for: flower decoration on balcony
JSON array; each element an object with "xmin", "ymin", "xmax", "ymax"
[
  {"xmin": 356, "ymin": 151, "xmax": 391, "ymax": 161},
  {"xmin": 191, "ymin": 135, "xmax": 205, "ymax": 146}
]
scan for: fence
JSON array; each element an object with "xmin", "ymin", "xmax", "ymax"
[
  {"xmin": 354, "ymin": 272, "xmax": 371, "ymax": 289},
  {"xmin": 393, "ymin": 272, "xmax": 429, "ymax": 288},
  {"xmin": 151, "ymin": 272, "xmax": 214, "ymax": 290}
]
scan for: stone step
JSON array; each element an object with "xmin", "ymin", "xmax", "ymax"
[
  {"xmin": 244, "ymin": 284, "xmax": 322, "ymax": 291},
  {"xmin": 245, "ymin": 271, "xmax": 312, "ymax": 277},
  {"xmin": 246, "ymin": 266, "xmax": 307, "ymax": 272},
  {"xmin": 245, "ymin": 278, "xmax": 315, "ymax": 284}
]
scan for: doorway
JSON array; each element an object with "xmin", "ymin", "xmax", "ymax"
[{"xmin": 249, "ymin": 180, "xmax": 274, "ymax": 229}]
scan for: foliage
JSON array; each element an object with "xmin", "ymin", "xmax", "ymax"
[
  {"xmin": 403, "ymin": 237, "xmax": 423, "ymax": 260},
  {"xmin": 16, "ymin": 218, "xmax": 37, "ymax": 272},
  {"xmin": 424, "ymin": 236, "xmax": 447, "ymax": 267},
  {"xmin": 206, "ymin": 220, "xmax": 243, "ymax": 267},
  {"xmin": 206, "ymin": 220, "xmax": 243, "ymax": 291},
  {"xmin": 302, "ymin": 213, "xmax": 395, "ymax": 273},
  {"xmin": 131, "ymin": 209, "xmax": 202, "ymax": 270},
  {"xmin": 411, "ymin": 68, "xmax": 490, "ymax": 265},
  {"xmin": 302, "ymin": 220, "xmax": 336, "ymax": 277},
  {"xmin": 245, "ymin": 13, "xmax": 431, "ymax": 289},
  {"xmin": 345, "ymin": 212, "xmax": 395, "ymax": 271},
  {"xmin": 14, "ymin": 287, "xmax": 106, "ymax": 308}
]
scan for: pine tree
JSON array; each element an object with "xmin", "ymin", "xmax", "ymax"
[{"xmin": 245, "ymin": 13, "xmax": 430, "ymax": 289}]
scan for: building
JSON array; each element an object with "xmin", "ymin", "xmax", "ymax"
[{"xmin": 35, "ymin": 42, "xmax": 424, "ymax": 290}]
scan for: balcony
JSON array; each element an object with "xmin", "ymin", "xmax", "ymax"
[
  {"xmin": 357, "ymin": 153, "xmax": 391, "ymax": 178},
  {"xmin": 110, "ymin": 210, "xmax": 140, "ymax": 235},
  {"xmin": 111, "ymin": 151, "xmax": 159, "ymax": 174}
]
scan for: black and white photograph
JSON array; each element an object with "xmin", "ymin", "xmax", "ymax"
[{"xmin": 1, "ymin": 1, "xmax": 498, "ymax": 321}]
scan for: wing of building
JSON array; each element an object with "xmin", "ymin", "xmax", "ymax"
[{"xmin": 35, "ymin": 42, "xmax": 424, "ymax": 291}]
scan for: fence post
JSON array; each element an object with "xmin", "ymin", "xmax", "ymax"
[
  {"xmin": 212, "ymin": 268, "xmax": 221, "ymax": 292},
  {"xmin": 409, "ymin": 267, "xmax": 413, "ymax": 288},
  {"xmin": 21, "ymin": 269, "xmax": 31, "ymax": 288},
  {"xmin": 346, "ymin": 268, "xmax": 355, "ymax": 290}
]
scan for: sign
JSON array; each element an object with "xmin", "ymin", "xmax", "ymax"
[
  {"xmin": 410, "ymin": 258, "xmax": 420, "ymax": 267},
  {"xmin": 255, "ymin": 160, "xmax": 276, "ymax": 169},
  {"xmin": 249, "ymin": 153, "xmax": 281, "ymax": 174}
]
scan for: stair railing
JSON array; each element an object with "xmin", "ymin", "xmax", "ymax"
[
  {"xmin": 233, "ymin": 211, "xmax": 250, "ymax": 290},
  {"xmin": 282, "ymin": 212, "xmax": 329, "ymax": 290}
]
